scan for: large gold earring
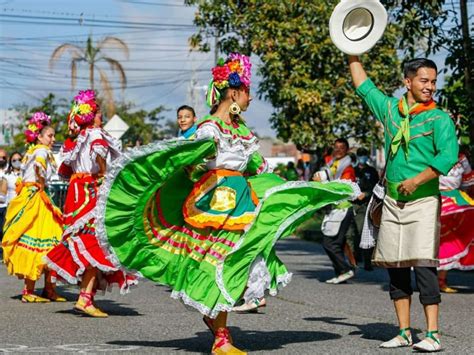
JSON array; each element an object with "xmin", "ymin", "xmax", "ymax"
[{"xmin": 229, "ymin": 102, "xmax": 241, "ymax": 116}]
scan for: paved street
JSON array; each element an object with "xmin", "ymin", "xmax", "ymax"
[{"xmin": 1, "ymin": 238, "xmax": 473, "ymax": 354}]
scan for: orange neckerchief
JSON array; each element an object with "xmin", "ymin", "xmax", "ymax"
[
  {"xmin": 392, "ymin": 96, "xmax": 437, "ymax": 158},
  {"xmin": 397, "ymin": 96, "xmax": 436, "ymax": 117}
]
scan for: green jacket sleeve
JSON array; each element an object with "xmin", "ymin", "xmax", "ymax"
[
  {"xmin": 430, "ymin": 112, "xmax": 459, "ymax": 175},
  {"xmin": 356, "ymin": 78, "xmax": 390, "ymax": 125},
  {"xmin": 245, "ymin": 151, "xmax": 268, "ymax": 176}
]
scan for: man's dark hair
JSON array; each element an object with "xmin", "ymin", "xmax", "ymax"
[
  {"xmin": 177, "ymin": 105, "xmax": 196, "ymax": 117},
  {"xmin": 334, "ymin": 138, "xmax": 349, "ymax": 150},
  {"xmin": 403, "ymin": 58, "xmax": 438, "ymax": 78}
]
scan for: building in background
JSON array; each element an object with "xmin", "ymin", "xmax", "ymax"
[
  {"xmin": 259, "ymin": 138, "xmax": 307, "ymax": 169},
  {"xmin": 0, "ymin": 109, "xmax": 20, "ymax": 146}
]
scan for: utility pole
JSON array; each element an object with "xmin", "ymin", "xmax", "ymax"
[
  {"xmin": 214, "ymin": 32, "xmax": 219, "ymax": 65},
  {"xmin": 459, "ymin": 0, "xmax": 474, "ymax": 161},
  {"xmin": 187, "ymin": 53, "xmax": 206, "ymax": 119}
]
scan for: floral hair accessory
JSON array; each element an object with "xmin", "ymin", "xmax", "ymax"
[
  {"xmin": 24, "ymin": 111, "xmax": 51, "ymax": 144},
  {"xmin": 206, "ymin": 53, "xmax": 252, "ymax": 107},
  {"xmin": 69, "ymin": 89, "xmax": 98, "ymax": 127}
]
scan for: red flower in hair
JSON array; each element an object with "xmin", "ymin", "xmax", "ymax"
[
  {"xmin": 25, "ymin": 129, "xmax": 37, "ymax": 143},
  {"xmin": 212, "ymin": 65, "xmax": 231, "ymax": 83}
]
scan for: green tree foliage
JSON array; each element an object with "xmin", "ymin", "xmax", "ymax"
[
  {"xmin": 384, "ymin": 0, "xmax": 450, "ymax": 56},
  {"xmin": 186, "ymin": 0, "xmax": 401, "ymax": 148},
  {"xmin": 385, "ymin": 0, "xmax": 473, "ymax": 155},
  {"xmin": 440, "ymin": 75, "xmax": 471, "ymax": 144},
  {"xmin": 186, "ymin": 0, "xmax": 472, "ymax": 151},
  {"xmin": 116, "ymin": 102, "xmax": 170, "ymax": 146}
]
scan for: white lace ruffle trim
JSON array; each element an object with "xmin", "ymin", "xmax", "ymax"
[
  {"xmin": 438, "ymin": 245, "xmax": 471, "ymax": 266},
  {"xmin": 196, "ymin": 124, "xmax": 260, "ymax": 164},
  {"xmin": 62, "ymin": 209, "xmax": 95, "ymax": 237},
  {"xmin": 270, "ymin": 272, "xmax": 293, "ymax": 296},
  {"xmin": 170, "ymin": 290, "xmax": 232, "ymax": 319},
  {"xmin": 198, "ymin": 120, "xmax": 258, "ymax": 146},
  {"xmin": 242, "ymin": 256, "xmax": 271, "ymax": 303},
  {"xmin": 438, "ymin": 260, "xmax": 474, "ymax": 271}
]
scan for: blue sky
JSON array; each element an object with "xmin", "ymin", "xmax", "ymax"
[{"xmin": 0, "ymin": 0, "xmax": 276, "ymax": 136}]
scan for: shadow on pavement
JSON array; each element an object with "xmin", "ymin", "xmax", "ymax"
[
  {"xmin": 109, "ymin": 327, "xmax": 341, "ymax": 352},
  {"xmin": 9, "ymin": 288, "xmax": 79, "ymax": 302},
  {"xmin": 281, "ymin": 238, "xmax": 474, "ymax": 292},
  {"xmin": 275, "ymin": 238, "xmax": 326, "ymax": 256},
  {"xmin": 294, "ymin": 268, "xmax": 390, "ymax": 291},
  {"xmin": 97, "ymin": 299, "xmax": 143, "ymax": 316},
  {"xmin": 452, "ymin": 287, "xmax": 474, "ymax": 294},
  {"xmin": 446, "ymin": 270, "xmax": 474, "ymax": 293},
  {"xmin": 304, "ymin": 316, "xmax": 424, "ymax": 343}
]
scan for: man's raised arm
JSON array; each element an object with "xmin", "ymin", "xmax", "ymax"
[{"xmin": 348, "ymin": 55, "xmax": 367, "ymax": 88}]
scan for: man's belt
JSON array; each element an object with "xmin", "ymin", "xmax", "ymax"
[{"xmin": 386, "ymin": 178, "xmax": 439, "ymax": 202}]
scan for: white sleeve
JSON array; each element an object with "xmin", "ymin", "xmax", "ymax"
[
  {"xmin": 195, "ymin": 123, "xmax": 219, "ymax": 141},
  {"xmin": 460, "ymin": 156, "xmax": 472, "ymax": 174},
  {"xmin": 34, "ymin": 148, "xmax": 49, "ymax": 179},
  {"xmin": 89, "ymin": 129, "xmax": 109, "ymax": 161},
  {"xmin": 315, "ymin": 168, "xmax": 332, "ymax": 182}
]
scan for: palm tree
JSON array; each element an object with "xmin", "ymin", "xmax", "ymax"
[{"xmin": 49, "ymin": 35, "xmax": 129, "ymax": 116}]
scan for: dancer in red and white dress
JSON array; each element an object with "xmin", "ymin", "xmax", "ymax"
[
  {"xmin": 438, "ymin": 151, "xmax": 474, "ymax": 292},
  {"xmin": 46, "ymin": 90, "xmax": 136, "ymax": 317}
]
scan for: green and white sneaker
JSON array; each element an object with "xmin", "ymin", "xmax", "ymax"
[
  {"xmin": 379, "ymin": 328, "xmax": 412, "ymax": 348},
  {"xmin": 413, "ymin": 330, "xmax": 441, "ymax": 352}
]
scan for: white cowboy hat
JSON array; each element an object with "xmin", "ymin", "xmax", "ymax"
[{"xmin": 329, "ymin": 0, "xmax": 388, "ymax": 56}]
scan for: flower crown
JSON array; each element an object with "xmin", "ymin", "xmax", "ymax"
[
  {"xmin": 69, "ymin": 89, "xmax": 98, "ymax": 127},
  {"xmin": 24, "ymin": 111, "xmax": 51, "ymax": 144},
  {"xmin": 207, "ymin": 53, "xmax": 252, "ymax": 107}
]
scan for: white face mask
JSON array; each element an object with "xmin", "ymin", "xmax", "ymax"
[{"xmin": 11, "ymin": 160, "xmax": 22, "ymax": 169}]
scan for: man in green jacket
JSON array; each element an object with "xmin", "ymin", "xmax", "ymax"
[{"xmin": 349, "ymin": 56, "xmax": 458, "ymax": 352}]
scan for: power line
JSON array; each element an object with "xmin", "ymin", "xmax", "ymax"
[
  {"xmin": 0, "ymin": 39, "xmax": 192, "ymax": 48},
  {"xmin": 0, "ymin": 13, "xmax": 196, "ymax": 30},
  {"xmin": 0, "ymin": 66, "xmax": 205, "ymax": 84},
  {"xmin": 0, "ymin": 18, "xmax": 195, "ymax": 31},
  {"xmin": 1, "ymin": 6, "xmax": 193, "ymax": 20},
  {"xmin": 0, "ymin": 28, "xmax": 165, "ymax": 41},
  {"xmin": 0, "ymin": 58, "xmax": 209, "ymax": 72},
  {"xmin": 0, "ymin": 76, "xmax": 192, "ymax": 91},
  {"xmin": 116, "ymin": 0, "xmax": 188, "ymax": 7}
]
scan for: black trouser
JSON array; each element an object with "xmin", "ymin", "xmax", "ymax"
[
  {"xmin": 387, "ymin": 267, "xmax": 441, "ymax": 305},
  {"xmin": 0, "ymin": 207, "xmax": 6, "ymax": 242},
  {"xmin": 351, "ymin": 203, "xmax": 373, "ymax": 268},
  {"xmin": 322, "ymin": 208, "xmax": 354, "ymax": 276}
]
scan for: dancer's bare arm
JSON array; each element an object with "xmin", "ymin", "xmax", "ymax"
[
  {"xmin": 96, "ymin": 155, "xmax": 107, "ymax": 178},
  {"xmin": 35, "ymin": 166, "xmax": 45, "ymax": 190},
  {"xmin": 348, "ymin": 55, "xmax": 367, "ymax": 88}
]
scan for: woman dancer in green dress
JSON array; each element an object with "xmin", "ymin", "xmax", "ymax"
[{"xmin": 96, "ymin": 53, "xmax": 359, "ymax": 354}]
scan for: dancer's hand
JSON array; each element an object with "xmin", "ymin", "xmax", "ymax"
[
  {"xmin": 398, "ymin": 178, "xmax": 419, "ymax": 195},
  {"xmin": 312, "ymin": 173, "xmax": 322, "ymax": 182}
]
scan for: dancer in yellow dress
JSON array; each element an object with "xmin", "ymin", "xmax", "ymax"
[{"xmin": 2, "ymin": 112, "xmax": 64, "ymax": 303}]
